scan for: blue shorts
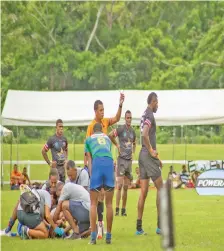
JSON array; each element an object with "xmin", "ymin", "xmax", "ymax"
[{"xmin": 90, "ymin": 157, "xmax": 115, "ymax": 191}]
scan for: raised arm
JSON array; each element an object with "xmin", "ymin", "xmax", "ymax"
[{"xmin": 109, "ymin": 93, "xmax": 125, "ymax": 126}]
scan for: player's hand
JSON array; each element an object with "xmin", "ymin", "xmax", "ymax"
[
  {"xmin": 50, "ymin": 161, "xmax": 57, "ymax": 168},
  {"xmin": 149, "ymin": 148, "xmax": 158, "ymax": 158},
  {"xmin": 119, "ymin": 92, "xmax": 125, "ymax": 105}
]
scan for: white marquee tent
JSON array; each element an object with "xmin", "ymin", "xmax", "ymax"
[
  {"xmin": 2, "ymin": 89, "xmax": 224, "ymax": 126},
  {"xmin": 0, "ymin": 125, "xmax": 12, "ymax": 137}
]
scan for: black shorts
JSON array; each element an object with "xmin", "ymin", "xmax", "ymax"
[{"xmin": 138, "ymin": 150, "xmax": 161, "ymax": 182}]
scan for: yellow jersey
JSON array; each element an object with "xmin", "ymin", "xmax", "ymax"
[{"xmin": 86, "ymin": 118, "xmax": 112, "ymax": 137}]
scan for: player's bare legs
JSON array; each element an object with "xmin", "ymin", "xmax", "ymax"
[
  {"xmin": 136, "ymin": 179, "xmax": 149, "ymax": 234},
  {"xmin": 153, "ymin": 176, "xmax": 163, "ymax": 234}
]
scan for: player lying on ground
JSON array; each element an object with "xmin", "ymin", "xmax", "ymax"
[
  {"xmin": 4, "ymin": 185, "xmax": 64, "ymax": 239},
  {"xmin": 53, "ymin": 182, "xmax": 91, "ymax": 239},
  {"xmin": 85, "ymin": 123, "xmax": 115, "ymax": 245}
]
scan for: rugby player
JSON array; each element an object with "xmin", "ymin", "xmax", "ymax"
[
  {"xmin": 136, "ymin": 92, "xmax": 163, "ymax": 235},
  {"xmin": 42, "ymin": 119, "xmax": 68, "ymax": 182},
  {"xmin": 85, "ymin": 123, "xmax": 115, "ymax": 244},
  {"xmin": 109, "ymin": 110, "xmax": 136, "ymax": 216}
]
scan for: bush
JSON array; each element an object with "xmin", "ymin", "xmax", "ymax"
[{"xmin": 157, "ymin": 130, "xmax": 170, "ymax": 144}]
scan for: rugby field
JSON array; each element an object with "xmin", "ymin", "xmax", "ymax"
[{"xmin": 1, "ymin": 188, "xmax": 224, "ymax": 251}]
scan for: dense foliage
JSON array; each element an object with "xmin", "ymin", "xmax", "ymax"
[{"xmin": 1, "ymin": 1, "xmax": 224, "ymax": 144}]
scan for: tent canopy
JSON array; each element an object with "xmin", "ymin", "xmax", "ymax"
[
  {"xmin": 2, "ymin": 89, "xmax": 224, "ymax": 126},
  {"xmin": 0, "ymin": 125, "xmax": 12, "ymax": 137}
]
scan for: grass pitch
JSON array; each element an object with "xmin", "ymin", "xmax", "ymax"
[{"xmin": 1, "ymin": 188, "xmax": 224, "ymax": 251}]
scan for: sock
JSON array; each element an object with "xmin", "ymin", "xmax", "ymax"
[
  {"xmin": 115, "ymin": 207, "xmax": 119, "ymax": 213},
  {"xmin": 8, "ymin": 218, "xmax": 15, "ymax": 228},
  {"xmin": 106, "ymin": 232, "xmax": 112, "ymax": 240},
  {"xmin": 26, "ymin": 227, "xmax": 30, "ymax": 237},
  {"xmin": 97, "ymin": 202, "xmax": 104, "ymax": 222},
  {"xmin": 121, "ymin": 208, "xmax": 126, "ymax": 214},
  {"xmin": 91, "ymin": 231, "xmax": 97, "ymax": 240},
  {"xmin": 136, "ymin": 219, "xmax": 142, "ymax": 231}
]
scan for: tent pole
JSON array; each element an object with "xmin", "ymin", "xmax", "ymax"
[
  {"xmin": 1, "ymin": 130, "xmax": 4, "ymax": 189},
  {"xmin": 184, "ymin": 126, "xmax": 187, "ymax": 165},
  {"xmin": 73, "ymin": 134, "xmax": 75, "ymax": 162},
  {"xmin": 172, "ymin": 127, "xmax": 175, "ymax": 165},
  {"xmin": 181, "ymin": 125, "xmax": 183, "ymax": 144},
  {"xmin": 10, "ymin": 132, "xmax": 12, "ymax": 175},
  {"xmin": 16, "ymin": 126, "xmax": 19, "ymax": 165}
]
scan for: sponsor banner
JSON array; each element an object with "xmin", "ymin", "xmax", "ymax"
[
  {"xmin": 188, "ymin": 160, "xmax": 224, "ymax": 173},
  {"xmin": 196, "ymin": 169, "xmax": 224, "ymax": 195}
]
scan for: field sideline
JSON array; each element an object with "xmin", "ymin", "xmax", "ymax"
[
  {"xmin": 2, "ymin": 144, "xmax": 224, "ymax": 181},
  {"xmin": 1, "ymin": 189, "xmax": 224, "ymax": 251}
]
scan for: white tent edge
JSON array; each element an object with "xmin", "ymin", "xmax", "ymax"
[{"xmin": 2, "ymin": 89, "xmax": 224, "ymax": 126}]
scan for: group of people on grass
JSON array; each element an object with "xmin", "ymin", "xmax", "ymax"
[
  {"xmin": 5, "ymin": 92, "xmax": 163, "ymax": 244},
  {"xmin": 10, "ymin": 164, "xmax": 31, "ymax": 190}
]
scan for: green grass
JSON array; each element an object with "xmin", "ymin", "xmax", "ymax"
[
  {"xmin": 2, "ymin": 144, "xmax": 224, "ymax": 181},
  {"xmin": 1, "ymin": 189, "xmax": 224, "ymax": 251}
]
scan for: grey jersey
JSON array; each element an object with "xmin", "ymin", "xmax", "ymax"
[
  {"xmin": 17, "ymin": 190, "xmax": 51, "ymax": 218},
  {"xmin": 114, "ymin": 125, "xmax": 136, "ymax": 160},
  {"xmin": 65, "ymin": 168, "xmax": 90, "ymax": 189},
  {"xmin": 140, "ymin": 107, "xmax": 156, "ymax": 151},
  {"xmin": 58, "ymin": 183, "xmax": 90, "ymax": 211},
  {"xmin": 44, "ymin": 134, "xmax": 68, "ymax": 165}
]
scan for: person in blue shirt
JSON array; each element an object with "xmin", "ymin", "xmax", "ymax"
[{"xmin": 85, "ymin": 123, "xmax": 115, "ymax": 245}]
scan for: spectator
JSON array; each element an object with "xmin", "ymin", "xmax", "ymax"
[
  {"xmin": 167, "ymin": 166, "xmax": 181, "ymax": 188},
  {"xmin": 191, "ymin": 171, "xmax": 201, "ymax": 186},
  {"xmin": 180, "ymin": 165, "xmax": 190, "ymax": 184},
  {"xmin": 10, "ymin": 164, "xmax": 22, "ymax": 190},
  {"xmin": 175, "ymin": 165, "xmax": 190, "ymax": 189},
  {"xmin": 21, "ymin": 167, "xmax": 31, "ymax": 185}
]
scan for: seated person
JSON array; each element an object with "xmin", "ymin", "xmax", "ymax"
[
  {"xmin": 175, "ymin": 165, "xmax": 190, "ymax": 189},
  {"xmin": 65, "ymin": 160, "xmax": 90, "ymax": 190},
  {"xmin": 4, "ymin": 184, "xmax": 64, "ymax": 239},
  {"xmin": 20, "ymin": 167, "xmax": 31, "ymax": 185},
  {"xmin": 180, "ymin": 165, "xmax": 190, "ymax": 184},
  {"xmin": 53, "ymin": 182, "xmax": 91, "ymax": 239},
  {"xmin": 191, "ymin": 171, "xmax": 201, "ymax": 186},
  {"xmin": 167, "ymin": 166, "xmax": 181, "ymax": 188},
  {"xmin": 10, "ymin": 164, "xmax": 22, "ymax": 190}
]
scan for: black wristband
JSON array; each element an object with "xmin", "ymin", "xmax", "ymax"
[{"xmin": 119, "ymin": 104, "xmax": 122, "ymax": 108}]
